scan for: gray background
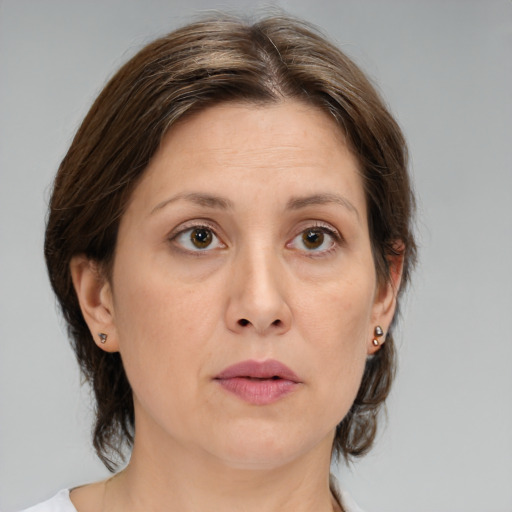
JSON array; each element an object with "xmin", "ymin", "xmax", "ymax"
[{"xmin": 1, "ymin": 1, "xmax": 511, "ymax": 511}]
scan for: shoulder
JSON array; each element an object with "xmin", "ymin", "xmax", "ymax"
[
  {"xmin": 19, "ymin": 487, "xmax": 365, "ymax": 512},
  {"xmin": 18, "ymin": 490, "xmax": 77, "ymax": 512},
  {"xmin": 340, "ymin": 489, "xmax": 367, "ymax": 512}
]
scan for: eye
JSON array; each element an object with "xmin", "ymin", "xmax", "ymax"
[
  {"xmin": 302, "ymin": 229, "xmax": 326, "ymax": 250},
  {"xmin": 172, "ymin": 225, "xmax": 224, "ymax": 252},
  {"xmin": 288, "ymin": 225, "xmax": 339, "ymax": 254}
]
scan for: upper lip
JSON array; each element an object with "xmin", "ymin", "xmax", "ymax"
[{"xmin": 215, "ymin": 359, "xmax": 301, "ymax": 382}]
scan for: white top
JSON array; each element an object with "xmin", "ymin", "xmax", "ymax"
[
  {"xmin": 20, "ymin": 488, "xmax": 366, "ymax": 512},
  {"xmin": 20, "ymin": 490, "xmax": 73, "ymax": 512}
]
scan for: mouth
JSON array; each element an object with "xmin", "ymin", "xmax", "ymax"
[{"xmin": 214, "ymin": 359, "xmax": 301, "ymax": 405}]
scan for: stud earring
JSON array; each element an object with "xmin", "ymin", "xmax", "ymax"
[
  {"xmin": 98, "ymin": 333, "xmax": 108, "ymax": 344},
  {"xmin": 372, "ymin": 325, "xmax": 384, "ymax": 347}
]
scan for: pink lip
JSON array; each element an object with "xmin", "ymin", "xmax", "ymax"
[{"xmin": 215, "ymin": 359, "xmax": 301, "ymax": 405}]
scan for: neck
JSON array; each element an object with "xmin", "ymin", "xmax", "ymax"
[{"xmin": 106, "ymin": 423, "xmax": 339, "ymax": 512}]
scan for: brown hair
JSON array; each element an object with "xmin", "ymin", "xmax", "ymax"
[{"xmin": 45, "ymin": 13, "xmax": 416, "ymax": 471}]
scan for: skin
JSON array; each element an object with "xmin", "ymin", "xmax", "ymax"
[{"xmin": 70, "ymin": 100, "xmax": 402, "ymax": 512}]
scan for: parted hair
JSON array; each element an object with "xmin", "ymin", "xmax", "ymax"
[{"xmin": 44, "ymin": 13, "xmax": 416, "ymax": 471}]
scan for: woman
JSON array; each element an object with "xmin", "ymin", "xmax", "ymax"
[{"xmin": 26, "ymin": 13, "xmax": 416, "ymax": 512}]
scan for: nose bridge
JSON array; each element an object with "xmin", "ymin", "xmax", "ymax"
[
  {"xmin": 242, "ymin": 241, "xmax": 281, "ymax": 304},
  {"xmin": 227, "ymin": 237, "xmax": 291, "ymax": 335}
]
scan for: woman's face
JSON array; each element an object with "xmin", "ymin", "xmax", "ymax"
[{"xmin": 89, "ymin": 100, "xmax": 397, "ymax": 469}]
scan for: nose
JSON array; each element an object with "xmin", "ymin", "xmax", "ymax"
[{"xmin": 225, "ymin": 247, "xmax": 292, "ymax": 337}]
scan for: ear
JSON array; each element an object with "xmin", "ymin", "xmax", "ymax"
[
  {"xmin": 368, "ymin": 243, "xmax": 405, "ymax": 355},
  {"xmin": 70, "ymin": 255, "xmax": 119, "ymax": 353}
]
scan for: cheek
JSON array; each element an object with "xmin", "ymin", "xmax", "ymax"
[
  {"xmin": 294, "ymin": 275, "xmax": 375, "ymax": 418},
  {"xmin": 114, "ymin": 245, "xmax": 219, "ymax": 337},
  {"xmin": 296, "ymin": 271, "xmax": 375, "ymax": 349},
  {"xmin": 110, "ymin": 257, "xmax": 222, "ymax": 400}
]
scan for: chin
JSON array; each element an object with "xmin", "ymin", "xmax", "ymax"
[{"xmin": 207, "ymin": 423, "xmax": 334, "ymax": 471}]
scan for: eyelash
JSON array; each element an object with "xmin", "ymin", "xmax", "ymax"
[
  {"xmin": 286, "ymin": 222, "xmax": 342, "ymax": 257},
  {"xmin": 168, "ymin": 221, "xmax": 342, "ymax": 256},
  {"xmin": 168, "ymin": 221, "xmax": 224, "ymax": 255}
]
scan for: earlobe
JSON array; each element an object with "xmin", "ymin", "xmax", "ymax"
[
  {"xmin": 69, "ymin": 255, "xmax": 119, "ymax": 353},
  {"xmin": 367, "ymin": 324, "xmax": 385, "ymax": 355}
]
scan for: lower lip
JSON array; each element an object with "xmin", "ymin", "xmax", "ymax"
[{"xmin": 216, "ymin": 377, "xmax": 298, "ymax": 405}]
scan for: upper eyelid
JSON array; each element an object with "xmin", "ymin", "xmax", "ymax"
[
  {"xmin": 168, "ymin": 219, "xmax": 221, "ymax": 239},
  {"xmin": 291, "ymin": 228, "xmax": 338, "ymax": 244},
  {"xmin": 291, "ymin": 221, "xmax": 342, "ymax": 240}
]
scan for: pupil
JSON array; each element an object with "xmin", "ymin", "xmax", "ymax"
[
  {"xmin": 303, "ymin": 230, "xmax": 324, "ymax": 249},
  {"xmin": 191, "ymin": 228, "xmax": 212, "ymax": 248}
]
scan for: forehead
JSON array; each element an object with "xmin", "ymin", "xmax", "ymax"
[
  {"xmin": 163, "ymin": 100, "xmax": 350, "ymax": 165},
  {"xmin": 129, "ymin": 100, "xmax": 366, "ymax": 216}
]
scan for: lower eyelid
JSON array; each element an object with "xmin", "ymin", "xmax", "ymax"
[{"xmin": 169, "ymin": 221, "xmax": 217, "ymax": 239}]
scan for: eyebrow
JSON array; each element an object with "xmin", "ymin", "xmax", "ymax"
[
  {"xmin": 286, "ymin": 193, "xmax": 360, "ymax": 220},
  {"xmin": 150, "ymin": 191, "xmax": 359, "ymax": 220},
  {"xmin": 150, "ymin": 192, "xmax": 234, "ymax": 215}
]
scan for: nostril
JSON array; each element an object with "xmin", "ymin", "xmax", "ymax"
[{"xmin": 236, "ymin": 318, "xmax": 283, "ymax": 329}]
